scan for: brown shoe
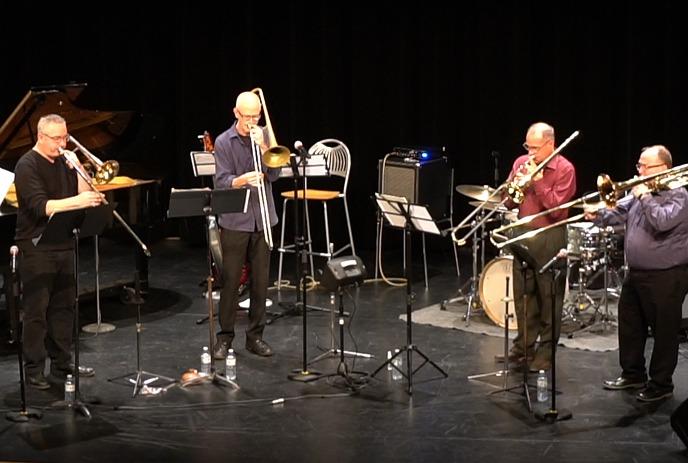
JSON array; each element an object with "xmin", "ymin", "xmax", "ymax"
[{"xmin": 246, "ymin": 339, "xmax": 273, "ymax": 357}]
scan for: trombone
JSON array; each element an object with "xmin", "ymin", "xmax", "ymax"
[
  {"xmin": 490, "ymin": 162, "xmax": 688, "ymax": 249},
  {"xmin": 247, "ymin": 88, "xmax": 291, "ymax": 249},
  {"xmin": 68, "ymin": 135, "xmax": 120, "ymax": 184},
  {"xmin": 450, "ymin": 130, "xmax": 581, "ymax": 245},
  {"xmin": 58, "ymin": 143, "xmax": 150, "ymax": 257}
]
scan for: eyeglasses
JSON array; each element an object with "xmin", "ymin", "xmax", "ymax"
[
  {"xmin": 236, "ymin": 111, "xmax": 261, "ymax": 121},
  {"xmin": 522, "ymin": 142, "xmax": 548, "ymax": 152},
  {"xmin": 635, "ymin": 162, "xmax": 665, "ymax": 171},
  {"xmin": 41, "ymin": 132, "xmax": 70, "ymax": 143}
]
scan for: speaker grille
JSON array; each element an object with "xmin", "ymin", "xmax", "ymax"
[{"xmin": 382, "ymin": 164, "xmax": 416, "ymax": 200}]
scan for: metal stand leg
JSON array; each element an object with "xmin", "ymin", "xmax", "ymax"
[
  {"xmin": 441, "ymin": 218, "xmax": 483, "ymax": 326},
  {"xmin": 308, "ymin": 293, "xmax": 374, "ymax": 366}
]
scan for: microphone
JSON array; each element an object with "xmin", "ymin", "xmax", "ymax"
[
  {"xmin": 10, "ymin": 245, "xmax": 18, "ymax": 274},
  {"xmin": 293, "ymin": 140, "xmax": 310, "ymax": 159},
  {"xmin": 538, "ymin": 248, "xmax": 567, "ymax": 274}
]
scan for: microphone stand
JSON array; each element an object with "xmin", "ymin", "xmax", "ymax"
[
  {"xmin": 288, "ymin": 152, "xmax": 321, "ymax": 382},
  {"xmin": 6, "ymin": 251, "xmax": 43, "ymax": 422}
]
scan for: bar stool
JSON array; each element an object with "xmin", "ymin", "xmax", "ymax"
[{"xmin": 277, "ymin": 139, "xmax": 356, "ymax": 288}]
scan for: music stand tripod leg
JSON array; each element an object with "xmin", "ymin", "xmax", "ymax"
[{"xmin": 107, "ymin": 273, "xmax": 176, "ymax": 397}]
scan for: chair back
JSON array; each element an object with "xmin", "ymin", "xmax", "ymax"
[{"xmin": 308, "ymin": 139, "xmax": 351, "ymax": 193}]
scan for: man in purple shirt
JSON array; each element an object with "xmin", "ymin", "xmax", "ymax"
[
  {"xmin": 499, "ymin": 122, "xmax": 577, "ymax": 372},
  {"xmin": 212, "ymin": 91, "xmax": 280, "ymax": 358},
  {"xmin": 588, "ymin": 145, "xmax": 688, "ymax": 402}
]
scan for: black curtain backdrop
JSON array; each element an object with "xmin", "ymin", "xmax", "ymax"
[{"xmin": 2, "ymin": 3, "xmax": 687, "ymax": 251}]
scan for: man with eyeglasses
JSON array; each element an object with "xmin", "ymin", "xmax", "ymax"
[
  {"xmin": 498, "ymin": 122, "xmax": 576, "ymax": 372},
  {"xmin": 586, "ymin": 145, "xmax": 688, "ymax": 402},
  {"xmin": 13, "ymin": 114, "xmax": 102, "ymax": 389},
  {"xmin": 212, "ymin": 91, "xmax": 279, "ymax": 359}
]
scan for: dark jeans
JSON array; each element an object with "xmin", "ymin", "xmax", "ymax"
[
  {"xmin": 217, "ymin": 228, "xmax": 270, "ymax": 345},
  {"xmin": 618, "ymin": 265, "xmax": 688, "ymax": 389},
  {"xmin": 20, "ymin": 247, "xmax": 75, "ymax": 376},
  {"xmin": 510, "ymin": 226, "xmax": 566, "ymax": 359}
]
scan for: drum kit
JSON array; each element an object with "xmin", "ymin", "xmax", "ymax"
[
  {"xmin": 446, "ymin": 184, "xmax": 625, "ymax": 334},
  {"xmin": 442, "ymin": 184, "xmax": 519, "ymax": 329}
]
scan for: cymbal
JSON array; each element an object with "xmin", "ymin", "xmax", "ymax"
[{"xmin": 455, "ymin": 184, "xmax": 497, "ymax": 202}]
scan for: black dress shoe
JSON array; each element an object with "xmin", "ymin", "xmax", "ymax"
[
  {"xmin": 213, "ymin": 340, "xmax": 231, "ymax": 360},
  {"xmin": 637, "ymin": 385, "xmax": 673, "ymax": 402},
  {"xmin": 27, "ymin": 373, "xmax": 51, "ymax": 390},
  {"xmin": 246, "ymin": 339, "xmax": 273, "ymax": 357},
  {"xmin": 603, "ymin": 376, "xmax": 646, "ymax": 390},
  {"xmin": 51, "ymin": 363, "xmax": 95, "ymax": 378}
]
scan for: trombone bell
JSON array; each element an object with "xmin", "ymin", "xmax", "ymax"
[
  {"xmin": 263, "ymin": 146, "xmax": 291, "ymax": 168},
  {"xmin": 92, "ymin": 160, "xmax": 120, "ymax": 184}
]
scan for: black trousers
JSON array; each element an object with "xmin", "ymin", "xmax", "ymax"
[
  {"xmin": 217, "ymin": 228, "xmax": 270, "ymax": 345},
  {"xmin": 19, "ymin": 247, "xmax": 75, "ymax": 376},
  {"xmin": 618, "ymin": 266, "xmax": 688, "ymax": 389},
  {"xmin": 511, "ymin": 226, "xmax": 567, "ymax": 359}
]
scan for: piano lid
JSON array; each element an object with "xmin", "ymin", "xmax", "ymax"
[{"xmin": 0, "ymin": 83, "xmax": 134, "ymax": 169}]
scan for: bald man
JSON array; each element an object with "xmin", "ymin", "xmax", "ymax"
[
  {"xmin": 589, "ymin": 145, "xmax": 688, "ymax": 402},
  {"xmin": 499, "ymin": 122, "xmax": 576, "ymax": 372},
  {"xmin": 212, "ymin": 91, "xmax": 280, "ymax": 358}
]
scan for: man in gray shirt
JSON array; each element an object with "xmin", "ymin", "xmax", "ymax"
[{"xmin": 587, "ymin": 145, "xmax": 688, "ymax": 402}]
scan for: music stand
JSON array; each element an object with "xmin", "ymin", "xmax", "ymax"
[
  {"xmin": 498, "ymin": 241, "xmax": 540, "ymax": 412},
  {"xmin": 38, "ymin": 203, "xmax": 113, "ymax": 418},
  {"xmin": 370, "ymin": 194, "xmax": 448, "ymax": 394},
  {"xmin": 535, "ymin": 261, "xmax": 572, "ymax": 422},
  {"xmin": 107, "ymin": 272, "xmax": 176, "ymax": 397},
  {"xmin": 167, "ymin": 187, "xmax": 249, "ymax": 388}
]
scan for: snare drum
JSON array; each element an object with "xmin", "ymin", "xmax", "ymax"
[
  {"xmin": 566, "ymin": 222, "xmax": 601, "ymax": 259},
  {"xmin": 479, "ymin": 256, "xmax": 518, "ymax": 330}
]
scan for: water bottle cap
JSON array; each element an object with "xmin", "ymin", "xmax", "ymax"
[
  {"xmin": 539, "ymin": 369, "xmax": 545, "ymax": 374},
  {"xmin": 228, "ymin": 348, "xmax": 234, "ymax": 353},
  {"xmin": 203, "ymin": 346, "xmax": 208, "ymax": 351},
  {"xmin": 67, "ymin": 374, "xmax": 73, "ymax": 379}
]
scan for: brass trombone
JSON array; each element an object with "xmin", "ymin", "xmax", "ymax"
[
  {"xmin": 68, "ymin": 135, "xmax": 120, "ymax": 184},
  {"xmin": 450, "ymin": 130, "xmax": 581, "ymax": 245},
  {"xmin": 490, "ymin": 162, "xmax": 688, "ymax": 249},
  {"xmin": 246, "ymin": 88, "xmax": 290, "ymax": 249}
]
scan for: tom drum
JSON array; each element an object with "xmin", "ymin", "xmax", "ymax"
[{"xmin": 479, "ymin": 256, "xmax": 517, "ymax": 330}]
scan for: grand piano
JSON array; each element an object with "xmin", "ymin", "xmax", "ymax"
[{"xmin": 0, "ymin": 83, "xmax": 163, "ymax": 338}]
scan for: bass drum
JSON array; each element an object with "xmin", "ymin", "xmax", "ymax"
[{"xmin": 479, "ymin": 256, "xmax": 518, "ymax": 330}]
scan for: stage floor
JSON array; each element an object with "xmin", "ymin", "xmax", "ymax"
[{"xmin": 0, "ymin": 237, "xmax": 686, "ymax": 462}]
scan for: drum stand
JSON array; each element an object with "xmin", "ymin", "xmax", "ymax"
[
  {"xmin": 568, "ymin": 232, "xmax": 617, "ymax": 337},
  {"xmin": 440, "ymin": 215, "xmax": 486, "ymax": 325}
]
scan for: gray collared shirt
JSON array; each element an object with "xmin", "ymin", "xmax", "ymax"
[
  {"xmin": 213, "ymin": 123, "xmax": 280, "ymax": 232},
  {"xmin": 596, "ymin": 188, "xmax": 688, "ymax": 270}
]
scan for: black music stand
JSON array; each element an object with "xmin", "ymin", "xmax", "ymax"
[
  {"xmin": 167, "ymin": 188, "xmax": 249, "ymax": 388},
  {"xmin": 38, "ymin": 203, "xmax": 113, "ymax": 418},
  {"xmin": 6, "ymin": 260, "xmax": 42, "ymax": 422},
  {"xmin": 499, "ymin": 241, "xmax": 540, "ymax": 412},
  {"xmin": 107, "ymin": 271, "xmax": 175, "ymax": 397},
  {"xmin": 535, "ymin": 260, "xmax": 572, "ymax": 422},
  {"xmin": 370, "ymin": 194, "xmax": 448, "ymax": 394}
]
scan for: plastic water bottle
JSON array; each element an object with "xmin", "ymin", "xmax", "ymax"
[
  {"xmin": 225, "ymin": 348, "xmax": 237, "ymax": 381},
  {"xmin": 386, "ymin": 350, "xmax": 393, "ymax": 371},
  {"xmin": 64, "ymin": 374, "xmax": 75, "ymax": 404},
  {"xmin": 537, "ymin": 370, "xmax": 548, "ymax": 402},
  {"xmin": 392, "ymin": 349, "xmax": 403, "ymax": 381},
  {"xmin": 201, "ymin": 346, "xmax": 211, "ymax": 376}
]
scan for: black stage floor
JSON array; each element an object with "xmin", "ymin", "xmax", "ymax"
[{"xmin": 0, "ymin": 237, "xmax": 687, "ymax": 462}]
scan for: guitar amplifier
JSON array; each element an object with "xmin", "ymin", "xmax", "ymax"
[{"xmin": 378, "ymin": 156, "xmax": 451, "ymax": 221}]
